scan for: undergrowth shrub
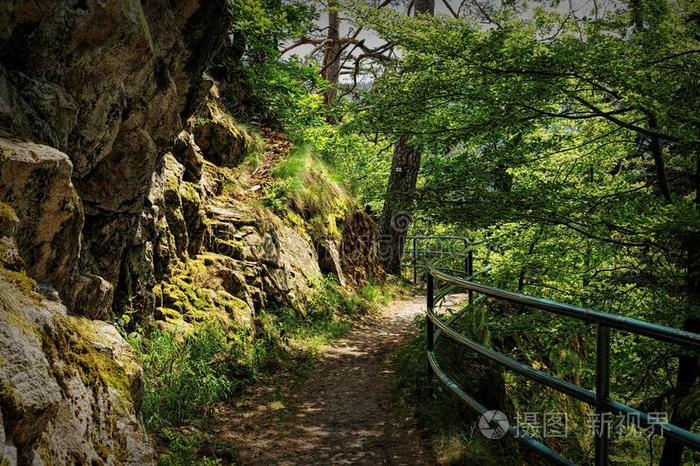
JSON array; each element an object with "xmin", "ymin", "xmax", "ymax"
[
  {"xmin": 125, "ymin": 274, "xmax": 402, "ymax": 463},
  {"xmin": 393, "ymin": 303, "xmax": 518, "ymax": 465},
  {"xmin": 156, "ymin": 428, "xmax": 230, "ymax": 466},
  {"xmin": 132, "ymin": 321, "xmax": 251, "ymax": 431}
]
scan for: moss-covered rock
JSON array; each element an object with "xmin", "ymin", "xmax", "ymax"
[
  {"xmin": 0, "ymin": 138, "xmax": 83, "ymax": 304},
  {"xmin": 179, "ymin": 181, "xmax": 208, "ymax": 256},
  {"xmin": 0, "ymin": 275, "xmax": 154, "ymax": 465},
  {"xmin": 189, "ymin": 99, "xmax": 264, "ymax": 167},
  {"xmin": 0, "ymin": 237, "xmax": 23, "ymax": 273},
  {"xmin": 153, "ymin": 254, "xmax": 254, "ymax": 331},
  {"xmin": 0, "ymin": 202, "xmax": 17, "ymax": 239},
  {"xmin": 172, "ymin": 130, "xmax": 204, "ymax": 182}
]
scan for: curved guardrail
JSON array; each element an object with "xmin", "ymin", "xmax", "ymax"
[
  {"xmin": 401, "ymin": 235, "xmax": 487, "ymax": 284},
  {"xmin": 425, "ymin": 253, "xmax": 700, "ymax": 465}
]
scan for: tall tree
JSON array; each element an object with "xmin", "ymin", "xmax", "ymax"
[
  {"xmin": 378, "ymin": 0, "xmax": 434, "ymax": 274},
  {"xmin": 282, "ymin": 0, "xmax": 398, "ymax": 104},
  {"xmin": 321, "ymin": 0, "xmax": 342, "ymax": 104}
]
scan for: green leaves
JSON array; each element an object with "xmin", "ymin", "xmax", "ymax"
[{"xmin": 342, "ymin": 3, "xmax": 700, "ymax": 460}]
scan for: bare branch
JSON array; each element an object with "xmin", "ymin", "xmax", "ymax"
[{"xmin": 441, "ymin": 0, "xmax": 459, "ymax": 18}]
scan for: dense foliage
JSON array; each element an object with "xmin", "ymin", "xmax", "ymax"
[{"xmin": 345, "ymin": 0, "xmax": 700, "ymax": 463}]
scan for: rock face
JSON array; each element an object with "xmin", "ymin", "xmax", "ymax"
[
  {"xmin": 0, "ymin": 0, "xmax": 234, "ymax": 463},
  {"xmin": 0, "ymin": 0, "xmax": 233, "ymax": 308},
  {"xmin": 0, "ymin": 138, "xmax": 83, "ymax": 300},
  {"xmin": 0, "ymin": 282, "xmax": 154, "ymax": 465},
  {"xmin": 0, "ymin": 1, "xmax": 387, "ymax": 464},
  {"xmin": 190, "ymin": 99, "xmax": 262, "ymax": 167},
  {"xmin": 340, "ymin": 208, "xmax": 387, "ymax": 286},
  {"xmin": 0, "ymin": 212, "xmax": 153, "ymax": 465}
]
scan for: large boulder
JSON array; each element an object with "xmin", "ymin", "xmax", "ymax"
[
  {"xmin": 0, "ymin": 276, "xmax": 154, "ymax": 465},
  {"xmin": 189, "ymin": 99, "xmax": 262, "ymax": 167},
  {"xmin": 0, "ymin": 138, "xmax": 83, "ymax": 297},
  {"xmin": 0, "ymin": 0, "xmax": 234, "ymax": 315},
  {"xmin": 206, "ymin": 198, "xmax": 323, "ymax": 310}
]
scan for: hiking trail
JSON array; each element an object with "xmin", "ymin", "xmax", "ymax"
[{"xmin": 214, "ymin": 294, "xmax": 461, "ymax": 465}]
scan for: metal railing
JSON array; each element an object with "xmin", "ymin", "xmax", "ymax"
[
  {"xmin": 424, "ymin": 247, "xmax": 700, "ymax": 466},
  {"xmin": 401, "ymin": 235, "xmax": 482, "ymax": 285}
]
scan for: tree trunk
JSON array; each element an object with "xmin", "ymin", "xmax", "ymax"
[
  {"xmin": 414, "ymin": 0, "xmax": 435, "ymax": 15},
  {"xmin": 378, "ymin": 0, "xmax": 434, "ymax": 275},
  {"xmin": 379, "ymin": 135, "xmax": 421, "ymax": 274},
  {"xmin": 660, "ymin": 151, "xmax": 700, "ymax": 465},
  {"xmin": 321, "ymin": 0, "xmax": 341, "ymax": 106}
]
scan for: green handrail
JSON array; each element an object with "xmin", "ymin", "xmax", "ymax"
[{"xmin": 424, "ymin": 251, "xmax": 700, "ymax": 466}]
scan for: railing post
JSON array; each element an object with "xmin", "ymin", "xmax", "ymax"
[
  {"xmin": 467, "ymin": 250, "xmax": 474, "ymax": 305},
  {"xmin": 463, "ymin": 238, "xmax": 469, "ymax": 275},
  {"xmin": 412, "ymin": 237, "xmax": 418, "ymax": 285},
  {"xmin": 427, "ymin": 272, "xmax": 434, "ymax": 381},
  {"xmin": 595, "ymin": 325, "xmax": 610, "ymax": 466}
]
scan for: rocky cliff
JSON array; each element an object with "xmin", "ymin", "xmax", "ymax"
[{"xmin": 0, "ymin": 1, "xmax": 384, "ymax": 464}]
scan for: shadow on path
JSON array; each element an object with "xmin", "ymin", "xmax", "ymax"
[{"xmin": 215, "ymin": 295, "xmax": 439, "ymax": 465}]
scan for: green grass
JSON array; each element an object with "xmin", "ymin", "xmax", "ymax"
[
  {"xmin": 128, "ymin": 276, "xmax": 400, "ymax": 464},
  {"xmin": 157, "ymin": 428, "xmax": 236, "ymax": 466},
  {"xmin": 133, "ymin": 321, "xmax": 249, "ymax": 431},
  {"xmin": 263, "ymin": 143, "xmax": 352, "ymax": 239}
]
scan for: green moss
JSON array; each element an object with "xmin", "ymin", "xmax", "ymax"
[
  {"xmin": 0, "ymin": 201, "xmax": 16, "ymax": 227},
  {"xmin": 216, "ymin": 290, "xmax": 250, "ymax": 325},
  {"xmin": 3, "ymin": 310, "xmax": 38, "ymax": 338},
  {"xmin": 0, "ymin": 143, "xmax": 13, "ymax": 162},
  {"xmin": 179, "ymin": 181, "xmax": 201, "ymax": 203},
  {"xmin": 163, "ymin": 154, "xmax": 183, "ymax": 193},
  {"xmin": 196, "ymin": 99, "xmax": 265, "ymax": 160},
  {"xmin": 42, "ymin": 316, "xmax": 136, "ymax": 414},
  {"xmin": 285, "ymin": 211, "xmax": 305, "ymax": 229},
  {"xmin": 214, "ymin": 238, "xmax": 244, "ymax": 259},
  {"xmin": 94, "ymin": 441, "xmax": 112, "ymax": 462},
  {"xmin": 0, "ymin": 384, "xmax": 22, "ymax": 416},
  {"xmin": 153, "ymin": 255, "xmax": 252, "ymax": 331},
  {"xmin": 0, "ymin": 279, "xmax": 42, "ymax": 340},
  {"xmin": 155, "ymin": 307, "xmax": 184, "ymax": 323},
  {"xmin": 0, "ymin": 269, "xmax": 36, "ymax": 295}
]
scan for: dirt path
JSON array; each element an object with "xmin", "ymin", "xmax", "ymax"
[{"xmin": 215, "ymin": 295, "xmax": 439, "ymax": 465}]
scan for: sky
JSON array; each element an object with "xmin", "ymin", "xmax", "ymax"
[{"xmin": 281, "ymin": 0, "xmax": 621, "ymax": 83}]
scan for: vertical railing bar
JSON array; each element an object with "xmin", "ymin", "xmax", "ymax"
[
  {"xmin": 463, "ymin": 238, "xmax": 469, "ymax": 277},
  {"xmin": 412, "ymin": 237, "xmax": 418, "ymax": 285},
  {"xmin": 427, "ymin": 272, "xmax": 435, "ymax": 382},
  {"xmin": 467, "ymin": 250, "xmax": 474, "ymax": 305},
  {"xmin": 595, "ymin": 325, "xmax": 611, "ymax": 466}
]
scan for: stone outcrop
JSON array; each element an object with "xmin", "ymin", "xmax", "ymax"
[
  {"xmin": 0, "ymin": 1, "xmax": 387, "ymax": 464},
  {"xmin": 0, "ymin": 282, "xmax": 154, "ymax": 465},
  {"xmin": 0, "ymin": 0, "xmax": 233, "ymax": 309},
  {"xmin": 0, "ymin": 138, "xmax": 83, "ymax": 301},
  {"xmin": 0, "ymin": 209, "xmax": 153, "ymax": 465},
  {"xmin": 190, "ymin": 99, "xmax": 263, "ymax": 167},
  {"xmin": 143, "ymin": 147, "xmax": 324, "ymax": 325},
  {"xmin": 0, "ymin": 0, "xmax": 234, "ymax": 463}
]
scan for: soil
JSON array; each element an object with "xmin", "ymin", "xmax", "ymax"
[{"xmin": 214, "ymin": 294, "xmax": 439, "ymax": 465}]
